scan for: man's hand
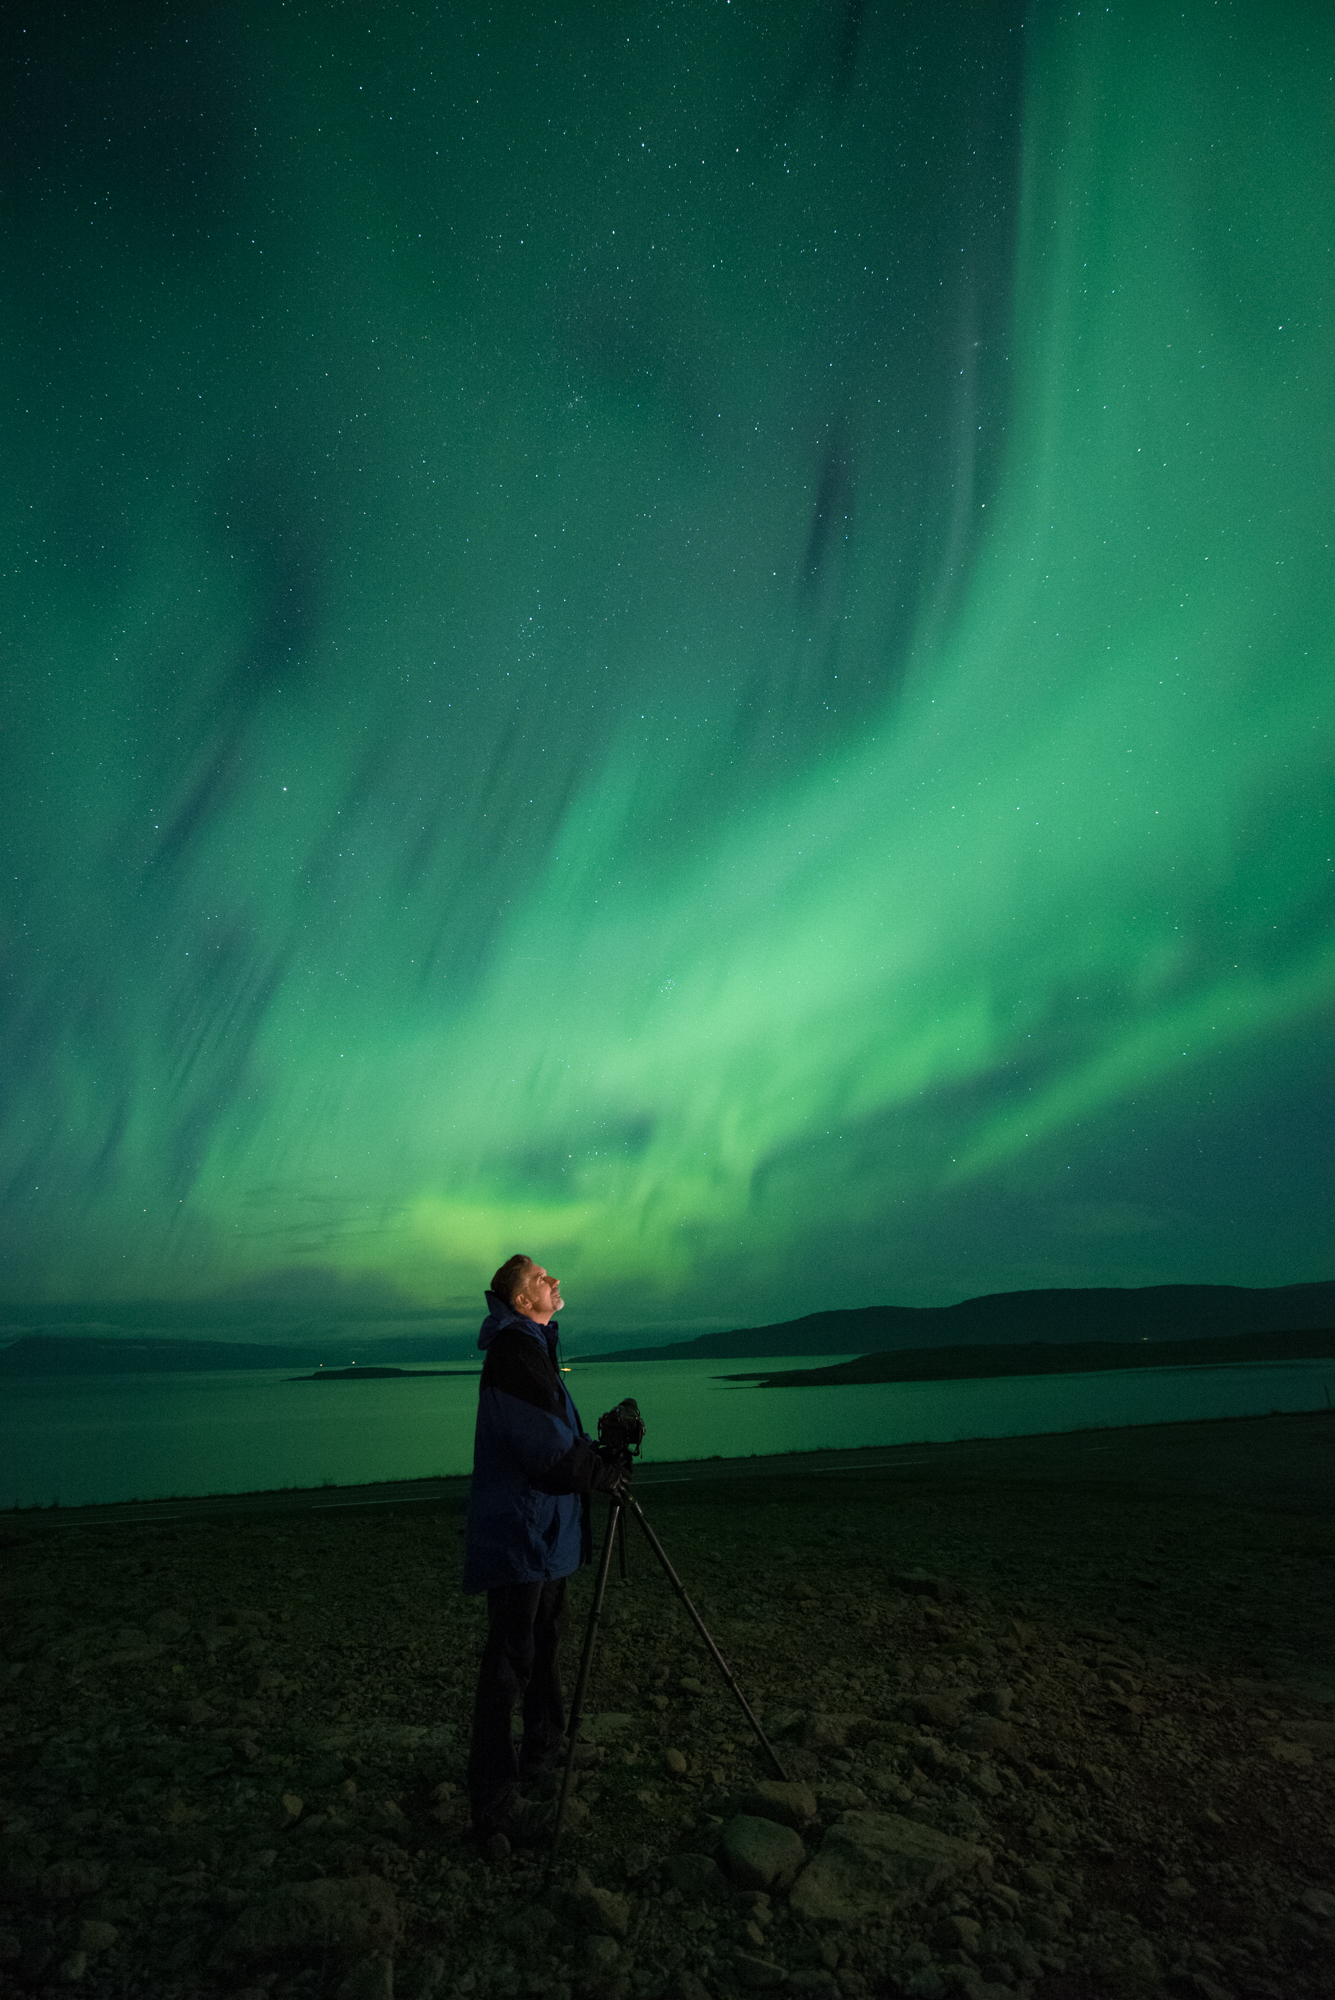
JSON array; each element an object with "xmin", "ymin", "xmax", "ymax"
[{"xmin": 592, "ymin": 1454, "xmax": 632, "ymax": 1504}]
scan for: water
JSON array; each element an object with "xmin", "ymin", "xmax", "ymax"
[{"xmin": 3, "ymin": 1352, "xmax": 1332, "ymax": 1510}]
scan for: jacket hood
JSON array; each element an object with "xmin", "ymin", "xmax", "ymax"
[{"xmin": 478, "ymin": 1290, "xmax": 560, "ymax": 1351}]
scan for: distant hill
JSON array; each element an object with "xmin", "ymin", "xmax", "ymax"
[
  {"xmin": 6, "ymin": 1280, "xmax": 1333, "ymax": 1376},
  {"xmin": 0, "ymin": 1333, "xmax": 479, "ymax": 1376},
  {"xmin": 727, "ymin": 1326, "xmax": 1335, "ymax": 1389},
  {"xmin": 591, "ymin": 1280, "xmax": 1335, "ymax": 1362},
  {"xmin": 0, "ymin": 1336, "xmax": 332, "ymax": 1375},
  {"xmin": 0, "ymin": 1273, "xmax": 476, "ymax": 1372}
]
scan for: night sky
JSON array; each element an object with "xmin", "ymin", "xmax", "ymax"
[{"xmin": 3, "ymin": 3, "xmax": 1331, "ymax": 1339}]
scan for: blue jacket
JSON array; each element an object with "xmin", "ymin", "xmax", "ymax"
[{"xmin": 462, "ymin": 1292, "xmax": 617, "ymax": 1593}]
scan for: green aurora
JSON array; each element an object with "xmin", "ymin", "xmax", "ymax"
[{"xmin": 2, "ymin": 2, "xmax": 1331, "ymax": 1335}]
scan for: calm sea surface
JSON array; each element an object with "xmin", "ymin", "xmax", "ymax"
[{"xmin": 3, "ymin": 1353, "xmax": 1332, "ymax": 1510}]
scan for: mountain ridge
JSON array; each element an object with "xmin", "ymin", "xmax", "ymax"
[
  {"xmin": 586, "ymin": 1280, "xmax": 1335, "ymax": 1363},
  {"xmin": 725, "ymin": 1326, "xmax": 1335, "ymax": 1389},
  {"xmin": 3, "ymin": 1280, "xmax": 1332, "ymax": 1374}
]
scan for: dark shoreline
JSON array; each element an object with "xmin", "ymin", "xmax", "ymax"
[
  {"xmin": 4, "ymin": 1406, "xmax": 1331, "ymax": 1538},
  {"xmin": 2, "ymin": 1410, "xmax": 1331, "ymax": 1998},
  {"xmin": 723, "ymin": 1329, "xmax": 1335, "ymax": 1389}
]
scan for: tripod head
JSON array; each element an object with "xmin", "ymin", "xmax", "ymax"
[{"xmin": 596, "ymin": 1397, "xmax": 645, "ymax": 1468}]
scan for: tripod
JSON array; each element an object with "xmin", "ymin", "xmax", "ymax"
[{"xmin": 547, "ymin": 1482, "xmax": 789, "ymax": 1869}]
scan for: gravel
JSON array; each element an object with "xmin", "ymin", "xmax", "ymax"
[{"xmin": 0, "ymin": 1411, "xmax": 1331, "ymax": 1998}]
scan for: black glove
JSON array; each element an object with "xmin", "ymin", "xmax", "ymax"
[{"xmin": 590, "ymin": 1453, "xmax": 632, "ymax": 1503}]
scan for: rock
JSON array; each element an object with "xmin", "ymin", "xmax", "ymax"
[
  {"xmin": 662, "ymin": 1853, "xmax": 728, "ymax": 1901},
  {"xmin": 913, "ymin": 1738, "xmax": 950, "ymax": 1771},
  {"xmin": 936, "ymin": 1914, "xmax": 983, "ymax": 1955},
  {"xmin": 943, "ymin": 1969, "xmax": 1020, "ymax": 2000},
  {"xmin": 58, "ymin": 1949, "xmax": 88, "ymax": 1981},
  {"xmin": 582, "ymin": 1712, "xmax": 637, "ymax": 1743},
  {"xmin": 399, "ymin": 1958, "xmax": 446, "ymax": 2000},
  {"xmin": 665, "ymin": 1749, "xmax": 689, "ymax": 1775},
  {"xmin": 75, "ymin": 1922, "xmax": 117, "ymax": 1957},
  {"xmin": 571, "ymin": 1869, "xmax": 631, "ymax": 1937},
  {"xmin": 147, "ymin": 1609, "xmax": 190, "ymax": 1639},
  {"xmin": 718, "ymin": 1816, "xmax": 807, "ymax": 1891},
  {"xmin": 867, "ymin": 1767, "xmax": 914, "ymax": 1804},
  {"xmin": 217, "ymin": 1874, "xmax": 400, "ymax": 1962},
  {"xmin": 585, "ymin": 1935, "xmax": 620, "ymax": 1971},
  {"xmin": 799, "ymin": 1713, "xmax": 874, "ymax": 1751},
  {"xmin": 814, "ymin": 1784, "xmax": 867, "ymax": 1814},
  {"xmin": 973, "ymin": 1687, "xmax": 1014, "ymax": 1717},
  {"xmin": 911, "ymin": 1696, "xmax": 967, "ymax": 1732},
  {"xmin": 734, "ymin": 1952, "xmax": 787, "ymax": 1987},
  {"xmin": 1287, "ymin": 1719, "xmax": 1335, "ymax": 1752},
  {"xmin": 501, "ymin": 1906, "xmax": 556, "ymax": 1955},
  {"xmin": 728, "ymin": 1782, "xmax": 818, "ymax": 1828},
  {"xmin": 982, "ymin": 1921, "xmax": 1040, "ymax": 1978},
  {"xmin": 788, "ymin": 1812, "xmax": 990, "ymax": 1923},
  {"xmin": 955, "ymin": 1719, "xmax": 1016, "ymax": 1758},
  {"xmin": 1300, "ymin": 1886, "xmax": 1335, "ymax": 1920},
  {"xmin": 38, "ymin": 1860, "xmax": 108, "ymax": 1900},
  {"xmin": 1266, "ymin": 1738, "xmax": 1314, "ymax": 1765},
  {"xmin": 888, "ymin": 1571, "xmax": 956, "ymax": 1602},
  {"xmin": 678, "ymin": 1678, "xmax": 707, "ymax": 1696},
  {"xmin": 173, "ymin": 1699, "xmax": 218, "ymax": 1726},
  {"xmin": 764, "ymin": 1709, "xmax": 806, "ymax": 1737},
  {"xmin": 671, "ymin": 1972, "xmax": 711, "ymax": 2000},
  {"xmin": 337, "ymin": 1955, "xmax": 394, "ymax": 2000},
  {"xmin": 281, "ymin": 1793, "xmax": 304, "ymax": 1822},
  {"xmin": 1164, "ymin": 1876, "xmax": 1196, "ymax": 1901},
  {"xmin": 306, "ymin": 1754, "xmax": 348, "ymax": 1789}
]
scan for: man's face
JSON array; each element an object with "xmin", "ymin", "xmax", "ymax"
[{"xmin": 518, "ymin": 1264, "xmax": 563, "ymax": 1322}]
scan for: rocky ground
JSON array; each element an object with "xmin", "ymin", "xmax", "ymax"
[{"xmin": 1, "ymin": 1411, "xmax": 1332, "ymax": 2000}]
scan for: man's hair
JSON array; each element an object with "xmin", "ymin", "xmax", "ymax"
[{"xmin": 491, "ymin": 1254, "xmax": 534, "ymax": 1305}]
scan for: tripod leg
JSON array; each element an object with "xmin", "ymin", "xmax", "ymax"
[
  {"xmin": 547, "ymin": 1495, "xmax": 622, "ymax": 1871},
  {"xmin": 617, "ymin": 1506, "xmax": 629, "ymax": 1580},
  {"xmin": 626, "ymin": 1496, "xmax": 789, "ymax": 1783}
]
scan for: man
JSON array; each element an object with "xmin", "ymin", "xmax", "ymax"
[{"xmin": 462, "ymin": 1254, "xmax": 627, "ymax": 1855}]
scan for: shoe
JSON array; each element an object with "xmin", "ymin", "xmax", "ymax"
[
  {"xmin": 473, "ymin": 1795, "xmax": 552, "ymax": 1857},
  {"xmin": 511, "ymin": 1796, "xmax": 555, "ymax": 1846},
  {"xmin": 518, "ymin": 1734, "xmax": 563, "ymax": 1783}
]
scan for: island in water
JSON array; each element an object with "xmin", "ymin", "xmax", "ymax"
[{"xmin": 727, "ymin": 1325, "xmax": 1335, "ymax": 1388}]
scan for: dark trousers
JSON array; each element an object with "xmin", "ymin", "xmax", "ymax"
[{"xmin": 467, "ymin": 1577, "xmax": 568, "ymax": 1833}]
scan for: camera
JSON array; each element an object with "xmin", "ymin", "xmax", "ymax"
[{"xmin": 597, "ymin": 1397, "xmax": 645, "ymax": 1466}]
